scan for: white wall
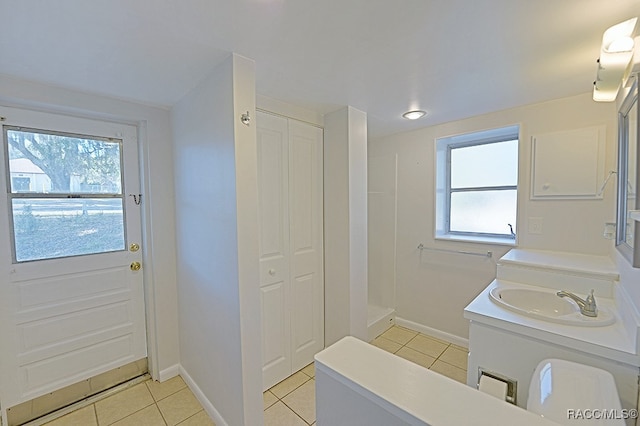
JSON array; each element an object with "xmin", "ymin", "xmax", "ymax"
[
  {"xmin": 0, "ymin": 74, "xmax": 180, "ymax": 379},
  {"xmin": 172, "ymin": 54, "xmax": 262, "ymax": 426},
  {"xmin": 257, "ymin": 94, "xmax": 324, "ymax": 126},
  {"xmin": 368, "ymin": 92, "xmax": 618, "ymax": 339},
  {"xmin": 324, "ymin": 106, "xmax": 369, "ymax": 345}
]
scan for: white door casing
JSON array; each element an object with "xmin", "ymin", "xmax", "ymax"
[
  {"xmin": 257, "ymin": 112, "xmax": 324, "ymax": 390},
  {"xmin": 0, "ymin": 106, "xmax": 147, "ymax": 411}
]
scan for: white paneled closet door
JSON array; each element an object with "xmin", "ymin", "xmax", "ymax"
[
  {"xmin": 257, "ymin": 112, "xmax": 324, "ymax": 391},
  {"xmin": 288, "ymin": 120, "xmax": 324, "ymax": 373}
]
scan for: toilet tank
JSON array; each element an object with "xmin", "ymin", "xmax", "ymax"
[{"xmin": 527, "ymin": 359, "xmax": 626, "ymax": 425}]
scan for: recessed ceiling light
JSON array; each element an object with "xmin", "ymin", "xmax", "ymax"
[{"xmin": 402, "ymin": 110, "xmax": 427, "ymax": 120}]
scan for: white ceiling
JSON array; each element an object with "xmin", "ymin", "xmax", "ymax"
[{"xmin": 1, "ymin": 0, "xmax": 639, "ymax": 137}]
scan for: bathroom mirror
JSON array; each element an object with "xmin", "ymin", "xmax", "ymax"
[{"xmin": 616, "ymin": 74, "xmax": 639, "ymax": 267}]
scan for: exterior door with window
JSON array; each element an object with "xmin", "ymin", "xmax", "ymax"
[{"xmin": 0, "ymin": 106, "xmax": 146, "ymax": 412}]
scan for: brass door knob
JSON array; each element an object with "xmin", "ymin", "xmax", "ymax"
[{"xmin": 130, "ymin": 262, "xmax": 142, "ymax": 271}]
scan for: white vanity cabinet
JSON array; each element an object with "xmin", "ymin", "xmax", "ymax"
[{"xmin": 464, "ymin": 249, "xmax": 640, "ymax": 426}]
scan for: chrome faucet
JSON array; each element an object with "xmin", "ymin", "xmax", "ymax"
[{"xmin": 556, "ymin": 289, "xmax": 598, "ymax": 317}]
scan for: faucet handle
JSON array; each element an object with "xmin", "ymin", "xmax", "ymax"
[{"xmin": 585, "ymin": 289, "xmax": 597, "ymax": 308}]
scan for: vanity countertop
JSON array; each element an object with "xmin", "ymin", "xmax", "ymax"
[{"xmin": 464, "ymin": 279, "xmax": 639, "ymax": 367}]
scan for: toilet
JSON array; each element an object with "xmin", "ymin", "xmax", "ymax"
[{"xmin": 527, "ymin": 359, "xmax": 625, "ymax": 425}]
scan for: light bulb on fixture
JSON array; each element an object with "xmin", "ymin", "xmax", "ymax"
[
  {"xmin": 593, "ymin": 17, "xmax": 638, "ymax": 102},
  {"xmin": 606, "ymin": 36, "xmax": 635, "ymax": 53},
  {"xmin": 402, "ymin": 110, "xmax": 427, "ymax": 120}
]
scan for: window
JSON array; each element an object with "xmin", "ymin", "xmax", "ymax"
[
  {"xmin": 435, "ymin": 125, "xmax": 519, "ymax": 244},
  {"xmin": 4, "ymin": 126, "xmax": 126, "ymax": 262}
]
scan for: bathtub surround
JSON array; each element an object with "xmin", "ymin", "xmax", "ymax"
[
  {"xmin": 367, "ymin": 92, "xmax": 619, "ymax": 340},
  {"xmin": 324, "ymin": 106, "xmax": 369, "ymax": 346},
  {"xmin": 368, "ymin": 154, "xmax": 398, "ymax": 340}
]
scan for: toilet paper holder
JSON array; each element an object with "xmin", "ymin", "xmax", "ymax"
[{"xmin": 477, "ymin": 368, "xmax": 518, "ymax": 405}]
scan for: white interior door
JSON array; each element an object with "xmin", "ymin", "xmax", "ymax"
[
  {"xmin": 289, "ymin": 120, "xmax": 324, "ymax": 372},
  {"xmin": 257, "ymin": 112, "xmax": 292, "ymax": 390},
  {"xmin": 0, "ymin": 106, "xmax": 147, "ymax": 411},
  {"xmin": 257, "ymin": 112, "xmax": 324, "ymax": 390}
]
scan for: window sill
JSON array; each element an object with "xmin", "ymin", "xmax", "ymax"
[{"xmin": 434, "ymin": 233, "xmax": 517, "ymax": 246}]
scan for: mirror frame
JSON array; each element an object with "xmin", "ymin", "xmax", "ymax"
[{"xmin": 616, "ymin": 74, "xmax": 640, "ymax": 267}]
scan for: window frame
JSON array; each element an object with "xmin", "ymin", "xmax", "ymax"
[
  {"xmin": 435, "ymin": 125, "xmax": 520, "ymax": 245},
  {"xmin": 3, "ymin": 125, "xmax": 127, "ymax": 263}
]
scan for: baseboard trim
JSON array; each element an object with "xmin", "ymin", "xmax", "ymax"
[
  {"xmin": 367, "ymin": 309, "xmax": 396, "ymax": 342},
  {"xmin": 179, "ymin": 365, "xmax": 228, "ymax": 426},
  {"xmin": 395, "ymin": 317, "xmax": 469, "ymax": 348},
  {"xmin": 158, "ymin": 364, "xmax": 180, "ymax": 382}
]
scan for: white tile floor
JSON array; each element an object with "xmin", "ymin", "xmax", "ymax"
[
  {"xmin": 370, "ymin": 325, "xmax": 468, "ymax": 383},
  {"xmin": 263, "ymin": 363, "xmax": 316, "ymax": 425},
  {"xmin": 263, "ymin": 325, "xmax": 468, "ymax": 425},
  {"xmin": 37, "ymin": 326, "xmax": 467, "ymax": 426},
  {"xmin": 42, "ymin": 376, "xmax": 213, "ymax": 426}
]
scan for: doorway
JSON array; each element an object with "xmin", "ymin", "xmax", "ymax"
[{"xmin": 0, "ymin": 106, "xmax": 148, "ymax": 424}]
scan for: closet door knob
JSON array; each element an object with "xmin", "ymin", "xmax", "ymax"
[{"xmin": 268, "ymin": 269, "xmax": 276, "ymax": 276}]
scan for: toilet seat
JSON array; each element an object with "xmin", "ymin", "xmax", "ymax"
[{"xmin": 527, "ymin": 359, "xmax": 625, "ymax": 425}]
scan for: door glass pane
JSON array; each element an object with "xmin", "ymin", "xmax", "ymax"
[
  {"xmin": 12, "ymin": 198, "xmax": 125, "ymax": 262},
  {"xmin": 450, "ymin": 139, "xmax": 518, "ymax": 188},
  {"xmin": 450, "ymin": 190, "xmax": 517, "ymax": 235},
  {"xmin": 7, "ymin": 129, "xmax": 122, "ymax": 194}
]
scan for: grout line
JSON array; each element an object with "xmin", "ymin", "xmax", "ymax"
[
  {"xmin": 265, "ymin": 375, "xmax": 316, "ymax": 424},
  {"xmin": 176, "ymin": 409, "xmax": 205, "ymax": 425},
  {"xmin": 100, "ymin": 400, "xmax": 157, "ymax": 426},
  {"xmin": 433, "ymin": 357, "xmax": 468, "ymax": 371},
  {"xmin": 155, "ymin": 401, "xmax": 170, "ymax": 426},
  {"xmin": 274, "ymin": 379, "xmax": 309, "ymax": 400},
  {"xmin": 270, "ymin": 375, "xmax": 312, "ymax": 402},
  {"xmin": 375, "ymin": 326, "xmax": 469, "ymax": 380},
  {"xmin": 279, "ymin": 398, "xmax": 314, "ymax": 426},
  {"xmin": 267, "ymin": 371, "xmax": 312, "ymax": 399},
  {"xmin": 146, "ymin": 379, "xmax": 188, "ymax": 403},
  {"xmin": 39, "ymin": 377, "xmax": 202, "ymax": 426},
  {"xmin": 26, "ymin": 375, "xmax": 151, "ymax": 426}
]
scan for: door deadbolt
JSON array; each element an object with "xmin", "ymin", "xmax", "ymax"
[
  {"xmin": 130, "ymin": 262, "xmax": 142, "ymax": 271},
  {"xmin": 129, "ymin": 243, "xmax": 140, "ymax": 252}
]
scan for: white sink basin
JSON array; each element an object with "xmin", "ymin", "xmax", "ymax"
[{"xmin": 489, "ymin": 287, "xmax": 615, "ymax": 327}]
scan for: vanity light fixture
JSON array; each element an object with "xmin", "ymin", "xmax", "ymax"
[
  {"xmin": 593, "ymin": 17, "xmax": 638, "ymax": 102},
  {"xmin": 402, "ymin": 110, "xmax": 427, "ymax": 120}
]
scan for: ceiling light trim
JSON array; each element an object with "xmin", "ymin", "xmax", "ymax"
[{"xmin": 402, "ymin": 110, "xmax": 427, "ymax": 120}]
